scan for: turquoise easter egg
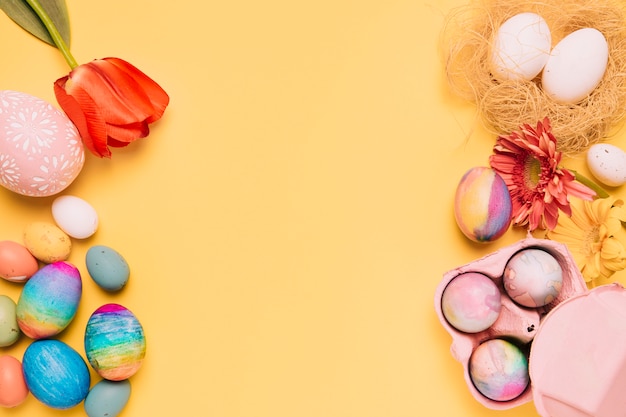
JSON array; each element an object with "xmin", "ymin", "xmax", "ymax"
[
  {"xmin": 85, "ymin": 245, "xmax": 130, "ymax": 291},
  {"xmin": 84, "ymin": 379, "xmax": 131, "ymax": 417},
  {"xmin": 85, "ymin": 304, "xmax": 146, "ymax": 381},
  {"xmin": 454, "ymin": 166, "xmax": 512, "ymax": 243},
  {"xmin": 16, "ymin": 261, "xmax": 82, "ymax": 339},
  {"xmin": 22, "ymin": 339, "xmax": 90, "ymax": 409}
]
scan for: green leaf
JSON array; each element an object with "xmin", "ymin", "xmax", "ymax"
[{"xmin": 0, "ymin": 0, "xmax": 70, "ymax": 47}]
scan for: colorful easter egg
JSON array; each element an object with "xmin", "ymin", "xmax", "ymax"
[
  {"xmin": 504, "ymin": 248, "xmax": 563, "ymax": 308},
  {"xmin": 84, "ymin": 379, "xmax": 131, "ymax": 417},
  {"xmin": 469, "ymin": 339, "xmax": 529, "ymax": 402},
  {"xmin": 23, "ymin": 221, "xmax": 72, "ymax": 263},
  {"xmin": 0, "ymin": 355, "xmax": 29, "ymax": 408},
  {"xmin": 86, "ymin": 245, "xmax": 130, "ymax": 291},
  {"xmin": 0, "ymin": 90, "xmax": 84, "ymax": 197},
  {"xmin": 22, "ymin": 339, "xmax": 90, "ymax": 409},
  {"xmin": 454, "ymin": 166, "xmax": 512, "ymax": 243},
  {"xmin": 16, "ymin": 261, "xmax": 82, "ymax": 339},
  {"xmin": 0, "ymin": 240, "xmax": 39, "ymax": 282},
  {"xmin": 85, "ymin": 304, "xmax": 146, "ymax": 381},
  {"xmin": 441, "ymin": 272, "xmax": 502, "ymax": 333}
]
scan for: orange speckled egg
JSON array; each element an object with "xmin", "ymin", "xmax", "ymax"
[
  {"xmin": 0, "ymin": 355, "xmax": 29, "ymax": 408},
  {"xmin": 0, "ymin": 240, "xmax": 39, "ymax": 283}
]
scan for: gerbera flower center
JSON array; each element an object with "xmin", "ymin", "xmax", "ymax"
[
  {"xmin": 524, "ymin": 156, "xmax": 542, "ymax": 188},
  {"xmin": 582, "ymin": 225, "xmax": 601, "ymax": 257}
]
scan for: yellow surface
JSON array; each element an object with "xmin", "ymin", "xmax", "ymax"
[{"xmin": 1, "ymin": 0, "xmax": 625, "ymax": 416}]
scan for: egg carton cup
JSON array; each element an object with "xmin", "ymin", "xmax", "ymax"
[{"xmin": 434, "ymin": 236, "xmax": 588, "ymax": 410}]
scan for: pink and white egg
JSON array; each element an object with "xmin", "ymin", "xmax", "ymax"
[
  {"xmin": 0, "ymin": 90, "xmax": 84, "ymax": 197},
  {"xmin": 454, "ymin": 167, "xmax": 512, "ymax": 243}
]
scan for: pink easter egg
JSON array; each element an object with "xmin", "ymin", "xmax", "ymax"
[{"xmin": 0, "ymin": 90, "xmax": 84, "ymax": 197}]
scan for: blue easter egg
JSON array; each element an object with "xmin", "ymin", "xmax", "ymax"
[
  {"xmin": 84, "ymin": 379, "xmax": 131, "ymax": 417},
  {"xmin": 22, "ymin": 339, "xmax": 90, "ymax": 409}
]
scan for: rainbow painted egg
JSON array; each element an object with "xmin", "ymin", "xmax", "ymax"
[
  {"xmin": 22, "ymin": 339, "xmax": 90, "ymax": 409},
  {"xmin": 454, "ymin": 166, "xmax": 512, "ymax": 243},
  {"xmin": 84, "ymin": 304, "xmax": 146, "ymax": 381},
  {"xmin": 16, "ymin": 261, "xmax": 82, "ymax": 339}
]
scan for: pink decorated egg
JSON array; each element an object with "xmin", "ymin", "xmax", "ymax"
[
  {"xmin": 454, "ymin": 167, "xmax": 512, "ymax": 243},
  {"xmin": 0, "ymin": 90, "xmax": 84, "ymax": 197}
]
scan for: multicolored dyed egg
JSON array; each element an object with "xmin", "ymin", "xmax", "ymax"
[
  {"xmin": 16, "ymin": 261, "xmax": 82, "ymax": 339},
  {"xmin": 454, "ymin": 166, "xmax": 512, "ymax": 243},
  {"xmin": 441, "ymin": 272, "xmax": 502, "ymax": 333},
  {"xmin": 504, "ymin": 248, "xmax": 563, "ymax": 308},
  {"xmin": 85, "ymin": 304, "xmax": 146, "ymax": 381},
  {"xmin": 0, "ymin": 90, "xmax": 84, "ymax": 197},
  {"xmin": 22, "ymin": 339, "xmax": 90, "ymax": 409},
  {"xmin": 469, "ymin": 338, "xmax": 529, "ymax": 401}
]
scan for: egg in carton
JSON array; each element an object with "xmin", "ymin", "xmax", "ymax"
[{"xmin": 434, "ymin": 236, "xmax": 626, "ymax": 416}]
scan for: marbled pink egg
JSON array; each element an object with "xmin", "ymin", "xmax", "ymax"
[{"xmin": 0, "ymin": 90, "xmax": 84, "ymax": 197}]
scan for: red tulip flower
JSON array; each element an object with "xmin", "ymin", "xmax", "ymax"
[
  {"xmin": 19, "ymin": 0, "xmax": 169, "ymax": 158},
  {"xmin": 54, "ymin": 58, "xmax": 169, "ymax": 158}
]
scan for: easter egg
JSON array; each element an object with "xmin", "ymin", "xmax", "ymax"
[
  {"xmin": 0, "ymin": 355, "xmax": 29, "ymax": 408},
  {"xmin": 542, "ymin": 28, "xmax": 609, "ymax": 104},
  {"xmin": 52, "ymin": 195, "xmax": 99, "ymax": 239},
  {"xmin": 0, "ymin": 90, "xmax": 84, "ymax": 197},
  {"xmin": 503, "ymin": 248, "xmax": 563, "ymax": 308},
  {"xmin": 16, "ymin": 261, "xmax": 82, "ymax": 339},
  {"xmin": 469, "ymin": 339, "xmax": 529, "ymax": 401},
  {"xmin": 586, "ymin": 143, "xmax": 626, "ymax": 187},
  {"xmin": 441, "ymin": 272, "xmax": 502, "ymax": 333},
  {"xmin": 0, "ymin": 240, "xmax": 39, "ymax": 282},
  {"xmin": 0, "ymin": 295, "xmax": 19, "ymax": 347},
  {"xmin": 491, "ymin": 13, "xmax": 551, "ymax": 81},
  {"xmin": 454, "ymin": 166, "xmax": 512, "ymax": 242},
  {"xmin": 23, "ymin": 221, "xmax": 72, "ymax": 263},
  {"xmin": 22, "ymin": 339, "xmax": 90, "ymax": 409},
  {"xmin": 85, "ymin": 304, "xmax": 146, "ymax": 381},
  {"xmin": 84, "ymin": 379, "xmax": 131, "ymax": 417},
  {"xmin": 86, "ymin": 245, "xmax": 130, "ymax": 291}
]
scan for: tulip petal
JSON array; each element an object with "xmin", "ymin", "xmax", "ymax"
[
  {"xmin": 107, "ymin": 122, "xmax": 149, "ymax": 144},
  {"xmin": 67, "ymin": 60, "xmax": 156, "ymax": 125},
  {"xmin": 54, "ymin": 77, "xmax": 111, "ymax": 158},
  {"xmin": 105, "ymin": 57, "xmax": 169, "ymax": 123}
]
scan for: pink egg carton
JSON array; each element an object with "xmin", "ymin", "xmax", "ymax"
[{"xmin": 435, "ymin": 236, "xmax": 626, "ymax": 416}]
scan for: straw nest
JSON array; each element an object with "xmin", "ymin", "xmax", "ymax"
[{"xmin": 441, "ymin": 0, "xmax": 626, "ymax": 155}]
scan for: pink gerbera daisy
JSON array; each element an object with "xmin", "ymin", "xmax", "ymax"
[{"xmin": 489, "ymin": 118, "xmax": 596, "ymax": 231}]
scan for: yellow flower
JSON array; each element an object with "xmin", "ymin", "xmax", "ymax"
[{"xmin": 547, "ymin": 197, "xmax": 626, "ymax": 285}]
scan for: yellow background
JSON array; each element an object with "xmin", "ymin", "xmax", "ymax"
[{"xmin": 1, "ymin": 0, "xmax": 625, "ymax": 416}]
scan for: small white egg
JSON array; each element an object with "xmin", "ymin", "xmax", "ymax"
[
  {"xmin": 491, "ymin": 13, "xmax": 551, "ymax": 81},
  {"xmin": 587, "ymin": 143, "xmax": 626, "ymax": 187},
  {"xmin": 542, "ymin": 28, "xmax": 608, "ymax": 104},
  {"xmin": 52, "ymin": 195, "xmax": 99, "ymax": 239}
]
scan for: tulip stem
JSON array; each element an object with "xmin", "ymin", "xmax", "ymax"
[{"xmin": 23, "ymin": 0, "xmax": 78, "ymax": 69}]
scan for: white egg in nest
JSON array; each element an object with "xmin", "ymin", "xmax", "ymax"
[{"xmin": 0, "ymin": 90, "xmax": 84, "ymax": 197}]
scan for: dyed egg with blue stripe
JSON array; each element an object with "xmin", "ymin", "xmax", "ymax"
[
  {"xmin": 85, "ymin": 304, "xmax": 146, "ymax": 381},
  {"xmin": 16, "ymin": 261, "xmax": 82, "ymax": 339},
  {"xmin": 454, "ymin": 167, "xmax": 512, "ymax": 243},
  {"xmin": 22, "ymin": 339, "xmax": 90, "ymax": 409}
]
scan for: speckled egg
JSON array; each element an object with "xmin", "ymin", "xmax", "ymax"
[
  {"xmin": 85, "ymin": 304, "xmax": 146, "ymax": 381},
  {"xmin": 454, "ymin": 167, "xmax": 512, "ymax": 243},
  {"xmin": 504, "ymin": 248, "xmax": 563, "ymax": 308},
  {"xmin": 441, "ymin": 272, "xmax": 502, "ymax": 333},
  {"xmin": 16, "ymin": 261, "xmax": 82, "ymax": 339},
  {"xmin": 22, "ymin": 339, "xmax": 90, "ymax": 409},
  {"xmin": 0, "ymin": 355, "xmax": 29, "ymax": 408},
  {"xmin": 84, "ymin": 379, "xmax": 131, "ymax": 417},
  {"xmin": 0, "ymin": 295, "xmax": 19, "ymax": 347},
  {"xmin": 0, "ymin": 240, "xmax": 39, "ymax": 282},
  {"xmin": 86, "ymin": 245, "xmax": 130, "ymax": 291},
  {"xmin": 469, "ymin": 339, "xmax": 529, "ymax": 402},
  {"xmin": 23, "ymin": 221, "xmax": 72, "ymax": 263},
  {"xmin": 587, "ymin": 143, "xmax": 626, "ymax": 187},
  {"xmin": 0, "ymin": 90, "xmax": 84, "ymax": 197}
]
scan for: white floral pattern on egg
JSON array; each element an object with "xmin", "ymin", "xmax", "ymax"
[{"xmin": 0, "ymin": 90, "xmax": 84, "ymax": 197}]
